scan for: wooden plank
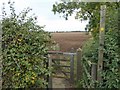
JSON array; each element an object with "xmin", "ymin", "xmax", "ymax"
[
  {"xmin": 48, "ymin": 51, "xmax": 76, "ymax": 55},
  {"xmin": 52, "ymin": 59, "xmax": 69, "ymax": 61},
  {"xmin": 52, "ymin": 64, "xmax": 70, "ymax": 68},
  {"xmin": 53, "ymin": 71, "xmax": 70, "ymax": 78},
  {"xmin": 76, "ymin": 48, "xmax": 82, "ymax": 81},
  {"xmin": 97, "ymin": 5, "xmax": 106, "ymax": 81},
  {"xmin": 48, "ymin": 51, "xmax": 63, "ymax": 54},
  {"xmin": 63, "ymin": 52, "xmax": 76, "ymax": 55},
  {"xmin": 53, "ymin": 71, "xmax": 70, "ymax": 74},
  {"xmin": 52, "ymin": 60, "xmax": 70, "ymax": 68},
  {"xmin": 53, "ymin": 69, "xmax": 69, "ymax": 78}
]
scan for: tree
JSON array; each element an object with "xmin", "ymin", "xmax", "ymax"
[
  {"xmin": 2, "ymin": 1, "xmax": 51, "ymax": 88},
  {"xmin": 52, "ymin": 1, "xmax": 119, "ymax": 36}
]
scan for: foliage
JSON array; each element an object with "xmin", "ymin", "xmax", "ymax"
[
  {"xmin": 102, "ymin": 7, "xmax": 120, "ymax": 88},
  {"xmin": 78, "ymin": 6, "xmax": 120, "ymax": 88},
  {"xmin": 2, "ymin": 1, "xmax": 51, "ymax": 88},
  {"xmin": 49, "ymin": 41, "xmax": 60, "ymax": 51},
  {"xmin": 82, "ymin": 38, "xmax": 99, "ymax": 63},
  {"xmin": 78, "ymin": 38, "xmax": 98, "ymax": 88},
  {"xmin": 52, "ymin": 1, "xmax": 119, "ymax": 36}
]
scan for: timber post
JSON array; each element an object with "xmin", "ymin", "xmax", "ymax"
[
  {"xmin": 76, "ymin": 48, "xmax": 82, "ymax": 82},
  {"xmin": 97, "ymin": 5, "xmax": 106, "ymax": 81},
  {"xmin": 91, "ymin": 63, "xmax": 97, "ymax": 81}
]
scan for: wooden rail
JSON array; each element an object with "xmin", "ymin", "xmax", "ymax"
[{"xmin": 48, "ymin": 51, "xmax": 76, "ymax": 55}]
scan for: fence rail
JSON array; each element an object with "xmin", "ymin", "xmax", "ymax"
[{"xmin": 48, "ymin": 50, "xmax": 76, "ymax": 55}]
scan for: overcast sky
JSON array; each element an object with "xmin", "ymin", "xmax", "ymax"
[{"xmin": 0, "ymin": 0, "xmax": 88, "ymax": 32}]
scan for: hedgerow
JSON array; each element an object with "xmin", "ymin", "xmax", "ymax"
[
  {"xmin": 2, "ymin": 1, "xmax": 51, "ymax": 88},
  {"xmin": 78, "ymin": 7, "xmax": 120, "ymax": 88}
]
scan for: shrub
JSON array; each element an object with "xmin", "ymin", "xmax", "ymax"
[
  {"xmin": 77, "ymin": 38, "xmax": 98, "ymax": 88},
  {"xmin": 77, "ymin": 7, "xmax": 120, "ymax": 88},
  {"xmin": 2, "ymin": 1, "xmax": 51, "ymax": 88}
]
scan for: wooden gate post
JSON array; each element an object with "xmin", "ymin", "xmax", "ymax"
[
  {"xmin": 76, "ymin": 48, "xmax": 82, "ymax": 81},
  {"xmin": 97, "ymin": 5, "xmax": 106, "ymax": 81},
  {"xmin": 48, "ymin": 54, "xmax": 52, "ymax": 88},
  {"xmin": 70, "ymin": 48, "xmax": 74, "ymax": 84}
]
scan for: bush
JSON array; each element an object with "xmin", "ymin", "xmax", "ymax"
[
  {"xmin": 77, "ymin": 38, "xmax": 98, "ymax": 88},
  {"xmin": 82, "ymin": 38, "xmax": 99, "ymax": 63},
  {"xmin": 77, "ymin": 7, "xmax": 120, "ymax": 88},
  {"xmin": 2, "ymin": 2, "xmax": 51, "ymax": 88}
]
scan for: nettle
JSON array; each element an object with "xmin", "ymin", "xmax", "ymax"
[{"xmin": 2, "ymin": 2, "xmax": 51, "ymax": 88}]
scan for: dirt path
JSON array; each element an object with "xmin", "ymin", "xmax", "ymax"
[
  {"xmin": 52, "ymin": 77, "xmax": 73, "ymax": 88},
  {"xmin": 52, "ymin": 72, "xmax": 74, "ymax": 89}
]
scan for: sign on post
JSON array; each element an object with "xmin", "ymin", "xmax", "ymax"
[{"xmin": 97, "ymin": 5, "xmax": 106, "ymax": 81}]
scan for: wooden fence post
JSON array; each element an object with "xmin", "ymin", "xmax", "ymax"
[
  {"xmin": 76, "ymin": 48, "xmax": 82, "ymax": 81},
  {"xmin": 48, "ymin": 54, "xmax": 52, "ymax": 88},
  {"xmin": 97, "ymin": 5, "xmax": 106, "ymax": 81},
  {"xmin": 91, "ymin": 64, "xmax": 97, "ymax": 81},
  {"xmin": 70, "ymin": 48, "xmax": 74, "ymax": 84}
]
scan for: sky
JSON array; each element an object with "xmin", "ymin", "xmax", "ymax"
[{"xmin": 0, "ymin": 0, "xmax": 88, "ymax": 32}]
